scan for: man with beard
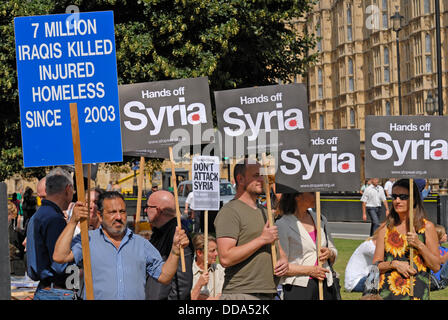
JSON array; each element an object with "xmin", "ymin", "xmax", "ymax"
[{"xmin": 53, "ymin": 191, "xmax": 189, "ymax": 300}]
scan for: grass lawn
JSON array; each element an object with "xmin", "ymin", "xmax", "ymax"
[{"xmin": 332, "ymin": 238, "xmax": 448, "ymax": 300}]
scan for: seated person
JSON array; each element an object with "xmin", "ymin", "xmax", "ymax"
[
  {"xmin": 191, "ymin": 233, "xmax": 224, "ymax": 300},
  {"xmin": 344, "ymin": 230, "xmax": 378, "ymax": 292},
  {"xmin": 430, "ymin": 225, "xmax": 448, "ymax": 291}
]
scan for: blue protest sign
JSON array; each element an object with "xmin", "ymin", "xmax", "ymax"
[{"xmin": 14, "ymin": 11, "xmax": 122, "ymax": 167}]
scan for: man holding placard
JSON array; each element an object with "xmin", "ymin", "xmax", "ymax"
[
  {"xmin": 145, "ymin": 191, "xmax": 194, "ymax": 300},
  {"xmin": 214, "ymin": 159, "xmax": 289, "ymax": 300},
  {"xmin": 54, "ymin": 191, "xmax": 190, "ymax": 300}
]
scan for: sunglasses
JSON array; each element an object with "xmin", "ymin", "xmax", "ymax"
[{"xmin": 391, "ymin": 194, "xmax": 410, "ymax": 200}]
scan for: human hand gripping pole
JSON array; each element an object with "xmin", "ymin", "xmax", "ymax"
[
  {"xmin": 169, "ymin": 147, "xmax": 186, "ymax": 272},
  {"xmin": 70, "ymin": 102, "xmax": 94, "ymax": 300}
]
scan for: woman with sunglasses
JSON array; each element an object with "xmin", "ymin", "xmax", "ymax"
[{"xmin": 373, "ymin": 179, "xmax": 440, "ymax": 300}]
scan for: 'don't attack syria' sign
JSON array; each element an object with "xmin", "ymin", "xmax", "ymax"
[
  {"xmin": 365, "ymin": 115, "xmax": 448, "ymax": 178},
  {"xmin": 192, "ymin": 156, "xmax": 220, "ymax": 211},
  {"xmin": 14, "ymin": 11, "xmax": 122, "ymax": 167}
]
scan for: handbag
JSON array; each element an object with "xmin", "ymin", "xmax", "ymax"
[
  {"xmin": 321, "ymin": 215, "xmax": 342, "ymax": 300},
  {"xmin": 328, "ymin": 265, "xmax": 342, "ymax": 300},
  {"xmin": 362, "ymin": 264, "xmax": 380, "ymax": 296}
]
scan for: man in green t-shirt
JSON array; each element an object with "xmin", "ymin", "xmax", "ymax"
[{"xmin": 214, "ymin": 159, "xmax": 288, "ymax": 300}]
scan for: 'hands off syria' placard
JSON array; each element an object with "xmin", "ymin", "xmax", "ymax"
[
  {"xmin": 276, "ymin": 129, "xmax": 361, "ymax": 193},
  {"xmin": 365, "ymin": 116, "xmax": 448, "ymax": 178}
]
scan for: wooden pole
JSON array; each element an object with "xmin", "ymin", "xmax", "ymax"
[
  {"xmin": 135, "ymin": 156, "xmax": 145, "ymax": 234},
  {"xmin": 87, "ymin": 164, "xmax": 91, "ymax": 223},
  {"xmin": 169, "ymin": 147, "xmax": 186, "ymax": 272},
  {"xmin": 409, "ymin": 178, "xmax": 414, "ymax": 298},
  {"xmin": 262, "ymin": 153, "xmax": 277, "ymax": 272},
  {"xmin": 69, "ymin": 103, "xmax": 94, "ymax": 300},
  {"xmin": 204, "ymin": 210, "xmax": 208, "ymax": 273},
  {"xmin": 316, "ymin": 191, "xmax": 324, "ymax": 300}
]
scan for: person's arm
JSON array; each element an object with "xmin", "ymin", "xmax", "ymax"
[
  {"xmin": 407, "ymin": 221, "xmax": 441, "ymax": 273},
  {"xmin": 217, "ymin": 221, "xmax": 277, "ymax": 268},
  {"xmin": 16, "ymin": 214, "xmax": 23, "ymax": 231},
  {"xmin": 383, "ymin": 200, "xmax": 390, "ymax": 216},
  {"xmin": 373, "ymin": 224, "xmax": 417, "ymax": 278},
  {"xmin": 53, "ymin": 202, "xmax": 88, "ymax": 264},
  {"xmin": 362, "ymin": 202, "xmax": 367, "ymax": 221},
  {"xmin": 380, "ymin": 188, "xmax": 390, "ymax": 215},
  {"xmin": 285, "ymin": 263, "xmax": 328, "ymax": 280},
  {"xmin": 274, "ymin": 242, "xmax": 289, "ymax": 277},
  {"xmin": 319, "ymin": 245, "xmax": 337, "ymax": 266},
  {"xmin": 372, "ymin": 224, "xmax": 386, "ymax": 270},
  {"xmin": 191, "ymin": 272, "xmax": 209, "ymax": 300},
  {"xmin": 157, "ymin": 226, "xmax": 190, "ymax": 284}
]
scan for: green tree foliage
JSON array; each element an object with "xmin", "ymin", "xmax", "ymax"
[{"xmin": 0, "ymin": 0, "xmax": 317, "ymax": 181}]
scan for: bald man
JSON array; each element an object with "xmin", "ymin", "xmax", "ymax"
[
  {"xmin": 145, "ymin": 190, "xmax": 194, "ymax": 300},
  {"xmin": 37, "ymin": 177, "xmax": 47, "ymax": 202}
]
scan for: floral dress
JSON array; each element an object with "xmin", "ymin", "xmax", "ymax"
[{"xmin": 379, "ymin": 221, "xmax": 431, "ymax": 300}]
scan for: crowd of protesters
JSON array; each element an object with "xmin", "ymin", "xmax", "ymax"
[{"xmin": 7, "ymin": 164, "xmax": 448, "ymax": 301}]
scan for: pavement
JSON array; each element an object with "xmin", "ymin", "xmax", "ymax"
[{"xmin": 327, "ymin": 221, "xmax": 371, "ymax": 240}]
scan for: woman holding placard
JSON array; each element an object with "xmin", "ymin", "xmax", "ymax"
[
  {"xmin": 373, "ymin": 179, "xmax": 440, "ymax": 300},
  {"xmin": 276, "ymin": 192, "xmax": 338, "ymax": 300}
]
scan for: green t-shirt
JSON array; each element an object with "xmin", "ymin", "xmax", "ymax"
[{"xmin": 214, "ymin": 199, "xmax": 277, "ymax": 294}]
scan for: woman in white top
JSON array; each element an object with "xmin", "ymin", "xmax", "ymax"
[
  {"xmin": 191, "ymin": 233, "xmax": 225, "ymax": 300},
  {"xmin": 344, "ymin": 231, "xmax": 378, "ymax": 292},
  {"xmin": 276, "ymin": 192, "xmax": 338, "ymax": 300}
]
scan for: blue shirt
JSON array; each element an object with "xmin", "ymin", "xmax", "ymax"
[
  {"xmin": 71, "ymin": 227, "xmax": 164, "ymax": 300},
  {"xmin": 431, "ymin": 246, "xmax": 448, "ymax": 281},
  {"xmin": 26, "ymin": 199, "xmax": 69, "ymax": 285}
]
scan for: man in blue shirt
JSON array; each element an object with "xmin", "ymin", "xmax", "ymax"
[
  {"xmin": 53, "ymin": 191, "xmax": 189, "ymax": 300},
  {"xmin": 26, "ymin": 168, "xmax": 75, "ymax": 300}
]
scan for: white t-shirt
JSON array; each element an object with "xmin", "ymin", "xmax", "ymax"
[
  {"xmin": 192, "ymin": 261, "xmax": 225, "ymax": 298},
  {"xmin": 344, "ymin": 239, "xmax": 376, "ymax": 292},
  {"xmin": 186, "ymin": 192, "xmax": 195, "ymax": 210},
  {"xmin": 384, "ymin": 180, "xmax": 394, "ymax": 197},
  {"xmin": 360, "ymin": 185, "xmax": 386, "ymax": 207}
]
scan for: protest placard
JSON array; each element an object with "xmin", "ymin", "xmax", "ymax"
[
  {"xmin": 274, "ymin": 129, "xmax": 360, "ymax": 299},
  {"xmin": 214, "ymin": 83, "xmax": 310, "ymax": 159},
  {"xmin": 365, "ymin": 115, "xmax": 448, "ymax": 178},
  {"xmin": 275, "ymin": 129, "xmax": 361, "ymax": 193},
  {"xmin": 192, "ymin": 156, "xmax": 220, "ymax": 211},
  {"xmin": 119, "ymin": 76, "xmax": 214, "ymax": 159},
  {"xmin": 14, "ymin": 11, "xmax": 122, "ymax": 167},
  {"xmin": 192, "ymin": 155, "xmax": 220, "ymax": 271}
]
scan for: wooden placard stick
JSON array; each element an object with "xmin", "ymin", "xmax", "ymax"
[
  {"xmin": 262, "ymin": 153, "xmax": 277, "ymax": 271},
  {"xmin": 69, "ymin": 103, "xmax": 94, "ymax": 300},
  {"xmin": 168, "ymin": 147, "xmax": 186, "ymax": 272},
  {"xmin": 204, "ymin": 210, "xmax": 208, "ymax": 273},
  {"xmin": 87, "ymin": 164, "xmax": 91, "ymax": 217},
  {"xmin": 409, "ymin": 178, "xmax": 414, "ymax": 298},
  {"xmin": 135, "ymin": 156, "xmax": 145, "ymax": 234},
  {"xmin": 316, "ymin": 191, "xmax": 324, "ymax": 300}
]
